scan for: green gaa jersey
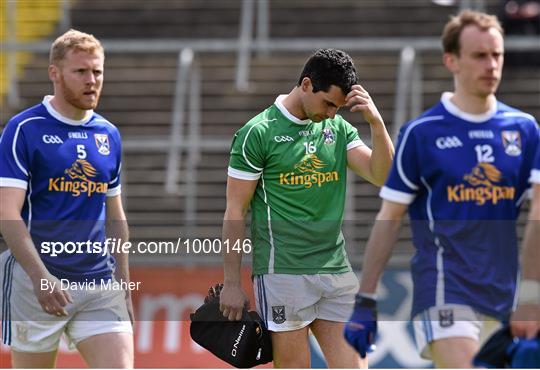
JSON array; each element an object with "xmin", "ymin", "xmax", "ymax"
[{"xmin": 228, "ymin": 95, "xmax": 364, "ymax": 275}]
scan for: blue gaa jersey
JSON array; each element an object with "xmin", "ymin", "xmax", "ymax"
[
  {"xmin": 381, "ymin": 93, "xmax": 539, "ymax": 320},
  {"xmin": 0, "ymin": 96, "xmax": 122, "ymax": 282},
  {"xmin": 531, "ymin": 144, "xmax": 540, "ymax": 185}
]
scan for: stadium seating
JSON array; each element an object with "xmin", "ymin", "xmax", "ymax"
[
  {"xmin": 2, "ymin": 0, "xmax": 538, "ymax": 265},
  {"xmin": 0, "ymin": 0, "xmax": 63, "ymax": 105}
]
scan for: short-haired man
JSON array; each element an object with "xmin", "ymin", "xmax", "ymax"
[
  {"xmin": 344, "ymin": 11, "xmax": 539, "ymax": 368},
  {"xmin": 0, "ymin": 29, "xmax": 133, "ymax": 368},
  {"xmin": 220, "ymin": 48, "xmax": 394, "ymax": 368}
]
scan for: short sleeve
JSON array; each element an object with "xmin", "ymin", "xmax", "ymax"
[
  {"xmin": 228, "ymin": 122, "xmax": 265, "ymax": 181},
  {"xmin": 0, "ymin": 118, "xmax": 32, "ymax": 190},
  {"xmin": 380, "ymin": 124, "xmax": 421, "ymax": 204},
  {"xmin": 344, "ymin": 121, "xmax": 365, "ymax": 151},
  {"xmin": 530, "ymin": 130, "xmax": 540, "ymax": 185},
  {"xmin": 106, "ymin": 128, "xmax": 122, "ymax": 197}
]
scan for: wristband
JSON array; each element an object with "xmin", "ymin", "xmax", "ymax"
[
  {"xmin": 355, "ymin": 293, "xmax": 377, "ymax": 308},
  {"xmin": 518, "ymin": 279, "xmax": 540, "ymax": 304}
]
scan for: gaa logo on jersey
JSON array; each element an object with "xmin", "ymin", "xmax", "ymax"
[
  {"xmin": 322, "ymin": 127, "xmax": 335, "ymax": 144},
  {"xmin": 42, "ymin": 134, "xmax": 63, "ymax": 144},
  {"xmin": 94, "ymin": 133, "xmax": 110, "ymax": 155},
  {"xmin": 501, "ymin": 131, "xmax": 521, "ymax": 156}
]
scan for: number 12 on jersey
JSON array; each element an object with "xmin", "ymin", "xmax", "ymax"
[{"xmin": 475, "ymin": 144, "xmax": 494, "ymax": 163}]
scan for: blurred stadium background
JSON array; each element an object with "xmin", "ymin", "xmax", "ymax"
[{"xmin": 0, "ymin": 0, "xmax": 539, "ymax": 368}]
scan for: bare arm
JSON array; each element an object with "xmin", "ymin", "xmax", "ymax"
[
  {"xmin": 0, "ymin": 187, "xmax": 72, "ymax": 315},
  {"xmin": 359, "ymin": 200, "xmax": 408, "ymax": 294},
  {"xmin": 106, "ymin": 194, "xmax": 133, "ymax": 324},
  {"xmin": 520, "ymin": 184, "xmax": 540, "ymax": 281},
  {"xmin": 220, "ymin": 176, "xmax": 258, "ymax": 321},
  {"xmin": 345, "ymin": 84, "xmax": 394, "ymax": 186},
  {"xmin": 510, "ymin": 183, "xmax": 540, "ymax": 338}
]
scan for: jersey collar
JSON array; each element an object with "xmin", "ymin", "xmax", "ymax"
[
  {"xmin": 441, "ymin": 92, "xmax": 497, "ymax": 123},
  {"xmin": 274, "ymin": 95, "xmax": 311, "ymax": 125},
  {"xmin": 42, "ymin": 95, "xmax": 94, "ymax": 126}
]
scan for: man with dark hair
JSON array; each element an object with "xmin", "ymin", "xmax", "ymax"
[
  {"xmin": 344, "ymin": 10, "xmax": 539, "ymax": 368},
  {"xmin": 219, "ymin": 48, "xmax": 394, "ymax": 368},
  {"xmin": 297, "ymin": 48, "xmax": 358, "ymax": 94}
]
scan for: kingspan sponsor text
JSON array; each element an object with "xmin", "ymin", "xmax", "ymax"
[
  {"xmin": 279, "ymin": 171, "xmax": 339, "ymax": 188},
  {"xmin": 447, "ymin": 184, "xmax": 515, "ymax": 205},
  {"xmin": 48, "ymin": 177, "xmax": 108, "ymax": 197}
]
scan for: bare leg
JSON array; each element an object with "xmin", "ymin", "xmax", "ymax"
[
  {"xmin": 429, "ymin": 337, "xmax": 479, "ymax": 368},
  {"xmin": 310, "ymin": 319, "xmax": 366, "ymax": 368},
  {"xmin": 76, "ymin": 332, "xmax": 134, "ymax": 368},
  {"xmin": 271, "ymin": 326, "xmax": 311, "ymax": 368},
  {"xmin": 11, "ymin": 350, "xmax": 58, "ymax": 368}
]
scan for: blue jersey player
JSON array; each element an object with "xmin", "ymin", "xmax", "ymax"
[
  {"xmin": 510, "ymin": 144, "xmax": 540, "ymax": 339},
  {"xmin": 474, "ymin": 145, "xmax": 540, "ymax": 368},
  {"xmin": 344, "ymin": 10, "xmax": 539, "ymax": 368},
  {"xmin": 0, "ymin": 30, "xmax": 133, "ymax": 367}
]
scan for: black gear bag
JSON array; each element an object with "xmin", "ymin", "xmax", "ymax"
[{"xmin": 190, "ymin": 301, "xmax": 273, "ymax": 368}]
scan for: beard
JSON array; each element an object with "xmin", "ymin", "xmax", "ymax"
[{"xmin": 59, "ymin": 75, "xmax": 101, "ymax": 111}]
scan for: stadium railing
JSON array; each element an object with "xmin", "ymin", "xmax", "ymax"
[{"xmin": 2, "ymin": 0, "xmax": 539, "ymax": 266}]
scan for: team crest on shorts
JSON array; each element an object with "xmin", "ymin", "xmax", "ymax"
[
  {"xmin": 501, "ymin": 130, "xmax": 521, "ymax": 156},
  {"xmin": 439, "ymin": 309, "xmax": 454, "ymax": 328},
  {"xmin": 16, "ymin": 323, "xmax": 28, "ymax": 343},
  {"xmin": 94, "ymin": 133, "xmax": 110, "ymax": 155},
  {"xmin": 321, "ymin": 127, "xmax": 335, "ymax": 144},
  {"xmin": 272, "ymin": 305, "xmax": 286, "ymax": 324}
]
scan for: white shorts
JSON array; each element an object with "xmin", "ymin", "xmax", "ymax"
[
  {"xmin": 253, "ymin": 272, "xmax": 359, "ymax": 332},
  {"xmin": 412, "ymin": 304, "xmax": 502, "ymax": 360},
  {"xmin": 0, "ymin": 250, "xmax": 133, "ymax": 353}
]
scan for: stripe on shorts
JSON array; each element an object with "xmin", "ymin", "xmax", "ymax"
[
  {"xmin": 261, "ymin": 275, "xmax": 269, "ymax": 328},
  {"xmin": 256, "ymin": 276, "xmax": 264, "ymax": 326},
  {"xmin": 423, "ymin": 310, "xmax": 433, "ymax": 342},
  {"xmin": 2, "ymin": 255, "xmax": 15, "ymax": 345}
]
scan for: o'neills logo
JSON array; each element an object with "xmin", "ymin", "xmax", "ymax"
[
  {"xmin": 231, "ymin": 324, "xmax": 246, "ymax": 357},
  {"xmin": 447, "ymin": 163, "xmax": 515, "ymax": 205},
  {"xmin": 279, "ymin": 154, "xmax": 339, "ymax": 189},
  {"xmin": 48, "ymin": 159, "xmax": 108, "ymax": 197}
]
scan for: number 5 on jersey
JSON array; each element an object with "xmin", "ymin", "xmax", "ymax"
[{"xmin": 77, "ymin": 144, "xmax": 87, "ymax": 159}]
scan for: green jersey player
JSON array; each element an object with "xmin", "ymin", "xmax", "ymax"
[
  {"xmin": 229, "ymin": 106, "xmax": 362, "ymax": 276},
  {"xmin": 220, "ymin": 49, "xmax": 394, "ymax": 368}
]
